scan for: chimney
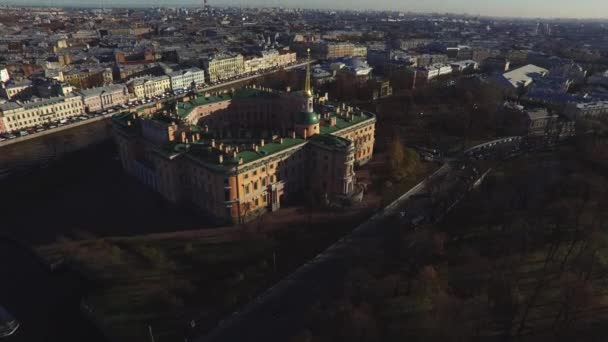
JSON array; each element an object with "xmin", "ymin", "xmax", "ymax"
[
  {"xmin": 254, "ymin": 145, "xmax": 259, "ymax": 152},
  {"xmin": 235, "ymin": 146, "xmax": 239, "ymax": 153},
  {"xmin": 218, "ymin": 154, "xmax": 224, "ymax": 163},
  {"xmin": 279, "ymin": 138, "xmax": 284, "ymax": 144},
  {"xmin": 218, "ymin": 143, "xmax": 224, "ymax": 151},
  {"xmin": 291, "ymin": 131, "xmax": 296, "ymax": 139},
  {"xmin": 233, "ymin": 151, "xmax": 237, "ymax": 158},
  {"xmin": 260, "ymin": 139, "xmax": 265, "ymax": 147},
  {"xmin": 211, "ymin": 139, "xmax": 216, "ymax": 148},
  {"xmin": 330, "ymin": 117, "xmax": 337, "ymax": 127},
  {"xmin": 239, "ymin": 157, "xmax": 244, "ymax": 165}
]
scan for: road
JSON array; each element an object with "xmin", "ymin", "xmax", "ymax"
[
  {"xmin": 196, "ymin": 137, "xmax": 524, "ymax": 342},
  {"xmin": 0, "ymin": 61, "xmax": 311, "ymax": 148}
]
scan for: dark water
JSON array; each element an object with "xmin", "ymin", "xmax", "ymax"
[
  {"xmin": 0, "ymin": 239, "xmax": 107, "ymax": 342},
  {"xmin": 0, "ymin": 142, "xmax": 207, "ymax": 246}
]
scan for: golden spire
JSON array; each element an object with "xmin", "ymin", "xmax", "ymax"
[{"xmin": 305, "ymin": 48, "xmax": 312, "ymax": 97}]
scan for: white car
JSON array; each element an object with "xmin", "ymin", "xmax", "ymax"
[{"xmin": 0, "ymin": 306, "xmax": 19, "ymax": 338}]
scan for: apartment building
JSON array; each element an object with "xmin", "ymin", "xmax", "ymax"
[
  {"xmin": 0, "ymin": 94, "xmax": 84, "ymax": 132},
  {"xmin": 79, "ymin": 84, "xmax": 129, "ymax": 113},
  {"xmin": 128, "ymin": 75, "xmax": 171, "ymax": 99},
  {"xmin": 168, "ymin": 67, "xmax": 206, "ymax": 91},
  {"xmin": 417, "ymin": 63, "xmax": 453, "ymax": 81},
  {"xmin": 202, "ymin": 53, "xmax": 245, "ymax": 82},
  {"xmin": 0, "ymin": 80, "xmax": 33, "ymax": 100}
]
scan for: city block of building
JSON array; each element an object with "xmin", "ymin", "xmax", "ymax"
[{"xmin": 113, "ymin": 68, "xmax": 376, "ymax": 224}]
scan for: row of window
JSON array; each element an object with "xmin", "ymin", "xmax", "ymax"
[{"xmin": 4, "ymin": 109, "xmax": 83, "ymax": 129}]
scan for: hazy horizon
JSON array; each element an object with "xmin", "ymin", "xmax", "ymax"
[{"xmin": 0, "ymin": 0, "xmax": 607, "ymax": 20}]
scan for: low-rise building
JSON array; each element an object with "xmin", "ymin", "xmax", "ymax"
[
  {"xmin": 493, "ymin": 64, "xmax": 549, "ymax": 94},
  {"xmin": 417, "ymin": 63, "xmax": 453, "ymax": 81},
  {"xmin": 202, "ymin": 53, "xmax": 245, "ymax": 82},
  {"xmin": 0, "ymin": 94, "xmax": 84, "ymax": 132},
  {"xmin": 0, "ymin": 80, "xmax": 33, "ymax": 100},
  {"xmin": 412, "ymin": 54, "xmax": 449, "ymax": 67},
  {"xmin": 62, "ymin": 67, "xmax": 114, "ymax": 88},
  {"xmin": 79, "ymin": 84, "xmax": 129, "ymax": 113},
  {"xmin": 277, "ymin": 49, "xmax": 297, "ymax": 66},
  {"xmin": 564, "ymin": 101, "xmax": 608, "ymax": 120},
  {"xmin": 450, "ymin": 60, "xmax": 479, "ymax": 73},
  {"xmin": 397, "ymin": 38, "xmax": 433, "ymax": 50},
  {"xmin": 168, "ymin": 67, "xmax": 205, "ymax": 91},
  {"xmin": 524, "ymin": 108, "xmax": 575, "ymax": 143},
  {"xmin": 128, "ymin": 75, "xmax": 171, "ymax": 99},
  {"xmin": 353, "ymin": 45, "xmax": 368, "ymax": 57}
]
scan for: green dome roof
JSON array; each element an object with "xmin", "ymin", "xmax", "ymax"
[{"xmin": 295, "ymin": 111, "xmax": 320, "ymax": 125}]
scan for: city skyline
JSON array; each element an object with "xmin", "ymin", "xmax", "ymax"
[{"xmin": 0, "ymin": 0, "xmax": 607, "ymax": 19}]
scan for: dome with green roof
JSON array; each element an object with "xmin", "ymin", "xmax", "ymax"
[{"xmin": 295, "ymin": 111, "xmax": 320, "ymax": 125}]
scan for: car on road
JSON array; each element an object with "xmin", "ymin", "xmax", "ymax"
[{"xmin": 0, "ymin": 305, "xmax": 19, "ymax": 338}]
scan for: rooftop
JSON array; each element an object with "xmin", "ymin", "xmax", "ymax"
[
  {"xmin": 176, "ymin": 94, "xmax": 232, "ymax": 118},
  {"xmin": 319, "ymin": 109, "xmax": 375, "ymax": 135},
  {"xmin": 308, "ymin": 133, "xmax": 352, "ymax": 150},
  {"xmin": 79, "ymin": 84, "xmax": 126, "ymax": 97},
  {"xmin": 502, "ymin": 64, "xmax": 548, "ymax": 88},
  {"xmin": 176, "ymin": 88, "xmax": 277, "ymax": 118},
  {"xmin": 184, "ymin": 137, "xmax": 307, "ymax": 167}
]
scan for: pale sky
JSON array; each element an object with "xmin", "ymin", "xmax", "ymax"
[{"xmin": 1, "ymin": 0, "xmax": 607, "ymax": 19}]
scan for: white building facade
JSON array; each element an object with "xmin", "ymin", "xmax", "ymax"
[{"xmin": 0, "ymin": 94, "xmax": 84, "ymax": 132}]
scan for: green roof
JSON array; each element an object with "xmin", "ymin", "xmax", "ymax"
[
  {"xmin": 232, "ymin": 87, "xmax": 278, "ymax": 99},
  {"xmin": 309, "ymin": 134, "xmax": 352, "ymax": 150},
  {"xmin": 319, "ymin": 111, "xmax": 374, "ymax": 135},
  {"xmin": 174, "ymin": 137, "xmax": 307, "ymax": 168},
  {"xmin": 230, "ymin": 138, "xmax": 307, "ymax": 164},
  {"xmin": 295, "ymin": 111, "xmax": 320, "ymax": 125},
  {"xmin": 176, "ymin": 88, "xmax": 278, "ymax": 119},
  {"xmin": 176, "ymin": 94, "xmax": 232, "ymax": 118}
]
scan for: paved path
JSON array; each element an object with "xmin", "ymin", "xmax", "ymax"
[
  {"xmin": 196, "ymin": 164, "xmax": 452, "ymax": 342},
  {"xmin": 197, "ymin": 136, "xmax": 525, "ymax": 342}
]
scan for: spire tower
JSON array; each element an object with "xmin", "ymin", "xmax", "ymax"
[{"xmin": 304, "ymin": 48, "xmax": 312, "ymax": 97}]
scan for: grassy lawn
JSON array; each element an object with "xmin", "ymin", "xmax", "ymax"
[
  {"xmin": 38, "ymin": 202, "xmax": 375, "ymax": 342},
  {"xmin": 40, "ymin": 236, "xmax": 277, "ymax": 341}
]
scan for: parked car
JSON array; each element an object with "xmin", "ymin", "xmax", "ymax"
[{"xmin": 0, "ymin": 306, "xmax": 19, "ymax": 338}]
